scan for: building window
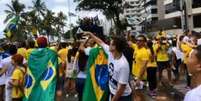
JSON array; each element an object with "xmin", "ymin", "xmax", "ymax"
[
  {"xmin": 151, "ymin": 9, "xmax": 157, "ymax": 14},
  {"xmin": 130, "ymin": 1, "xmax": 135, "ymax": 4},
  {"xmin": 165, "ymin": 3, "xmax": 180, "ymax": 14},
  {"xmin": 152, "ymin": 17, "xmax": 158, "ymax": 21},
  {"xmin": 192, "ymin": 0, "xmax": 201, "ymax": 8},
  {"xmin": 193, "ymin": 14, "xmax": 201, "ymax": 28}
]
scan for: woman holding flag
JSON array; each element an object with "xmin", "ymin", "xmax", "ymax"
[{"xmin": 84, "ymin": 32, "xmax": 132, "ymax": 101}]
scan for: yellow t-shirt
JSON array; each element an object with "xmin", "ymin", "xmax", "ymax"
[
  {"xmin": 11, "ymin": 68, "xmax": 25, "ymax": 98},
  {"xmin": 17, "ymin": 48, "xmax": 27, "ymax": 58},
  {"xmin": 58, "ymin": 48, "xmax": 68, "ymax": 63},
  {"xmin": 154, "ymin": 44, "xmax": 169, "ymax": 62},
  {"xmin": 26, "ymin": 48, "xmax": 35, "ymax": 60},
  {"xmin": 180, "ymin": 43, "xmax": 192, "ymax": 64},
  {"xmin": 147, "ymin": 49, "xmax": 157, "ymax": 68},
  {"xmin": 132, "ymin": 47, "xmax": 149, "ymax": 79}
]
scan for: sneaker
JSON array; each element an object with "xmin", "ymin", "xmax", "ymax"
[
  {"xmin": 74, "ymin": 94, "xmax": 78, "ymax": 98},
  {"xmin": 66, "ymin": 94, "xmax": 69, "ymax": 98},
  {"xmin": 148, "ymin": 90, "xmax": 157, "ymax": 97}
]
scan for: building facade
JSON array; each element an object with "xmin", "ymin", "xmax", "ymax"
[
  {"xmin": 157, "ymin": 0, "xmax": 201, "ymax": 33},
  {"xmin": 123, "ymin": 0, "xmax": 159, "ymax": 33}
]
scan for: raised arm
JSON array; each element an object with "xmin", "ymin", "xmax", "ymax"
[{"xmin": 84, "ymin": 32, "xmax": 105, "ymax": 46}]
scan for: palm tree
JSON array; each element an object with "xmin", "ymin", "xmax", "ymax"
[
  {"xmin": 4, "ymin": 0, "xmax": 25, "ymax": 23},
  {"xmin": 29, "ymin": 0, "xmax": 47, "ymax": 34},
  {"xmin": 41, "ymin": 10, "xmax": 56, "ymax": 43},
  {"xmin": 54, "ymin": 12, "xmax": 67, "ymax": 41}
]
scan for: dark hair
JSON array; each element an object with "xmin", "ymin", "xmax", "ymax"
[
  {"xmin": 60, "ymin": 43, "xmax": 67, "ymax": 49},
  {"xmin": 195, "ymin": 45, "xmax": 201, "ymax": 61},
  {"xmin": 28, "ymin": 40, "xmax": 35, "ymax": 48},
  {"xmin": 179, "ymin": 35, "xmax": 185, "ymax": 42},
  {"xmin": 12, "ymin": 54, "xmax": 24, "ymax": 65},
  {"xmin": 137, "ymin": 34, "xmax": 147, "ymax": 42},
  {"xmin": 77, "ymin": 51, "xmax": 88, "ymax": 71},
  {"xmin": 19, "ymin": 41, "xmax": 26, "ymax": 48},
  {"xmin": 172, "ymin": 40, "xmax": 177, "ymax": 47},
  {"xmin": 147, "ymin": 40, "xmax": 155, "ymax": 62},
  {"xmin": 112, "ymin": 36, "xmax": 128, "ymax": 53},
  {"xmin": 9, "ymin": 45, "xmax": 17, "ymax": 55}
]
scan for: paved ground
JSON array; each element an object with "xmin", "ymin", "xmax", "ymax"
[{"xmin": 64, "ymin": 71, "xmax": 187, "ymax": 101}]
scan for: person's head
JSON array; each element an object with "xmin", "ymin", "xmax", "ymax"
[
  {"xmin": 37, "ymin": 37, "xmax": 48, "ymax": 48},
  {"xmin": 28, "ymin": 40, "xmax": 35, "ymax": 48},
  {"xmin": 136, "ymin": 34, "xmax": 147, "ymax": 48},
  {"xmin": 11, "ymin": 54, "xmax": 24, "ymax": 66},
  {"xmin": 60, "ymin": 42, "xmax": 67, "ymax": 49},
  {"xmin": 9, "ymin": 45, "xmax": 17, "ymax": 55},
  {"xmin": 109, "ymin": 36, "xmax": 127, "ymax": 54},
  {"xmin": 86, "ymin": 38, "xmax": 95, "ymax": 47},
  {"xmin": 147, "ymin": 40, "xmax": 153, "ymax": 49},
  {"xmin": 18, "ymin": 41, "xmax": 26, "ymax": 48},
  {"xmin": 190, "ymin": 31, "xmax": 201, "ymax": 45},
  {"xmin": 187, "ymin": 45, "xmax": 201, "ymax": 75}
]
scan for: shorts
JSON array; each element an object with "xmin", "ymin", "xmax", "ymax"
[
  {"xmin": 56, "ymin": 76, "xmax": 65, "ymax": 91},
  {"xmin": 157, "ymin": 61, "xmax": 170, "ymax": 72}
]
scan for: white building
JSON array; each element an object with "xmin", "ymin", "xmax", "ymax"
[
  {"xmin": 123, "ymin": 0, "xmax": 158, "ymax": 33},
  {"xmin": 163, "ymin": 0, "xmax": 201, "ymax": 33}
]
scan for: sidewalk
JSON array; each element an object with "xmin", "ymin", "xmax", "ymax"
[{"xmin": 161, "ymin": 73, "xmax": 190, "ymax": 100}]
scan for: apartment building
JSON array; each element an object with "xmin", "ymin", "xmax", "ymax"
[
  {"xmin": 123, "ymin": 0, "xmax": 159, "ymax": 33},
  {"xmin": 163, "ymin": 0, "xmax": 201, "ymax": 33}
]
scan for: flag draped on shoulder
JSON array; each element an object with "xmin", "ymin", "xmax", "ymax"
[
  {"xmin": 83, "ymin": 47, "xmax": 109, "ymax": 101},
  {"xmin": 23, "ymin": 48, "xmax": 58, "ymax": 101}
]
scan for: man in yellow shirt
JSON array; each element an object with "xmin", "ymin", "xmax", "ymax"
[
  {"xmin": 154, "ymin": 37, "xmax": 171, "ymax": 83},
  {"xmin": 180, "ymin": 39, "xmax": 193, "ymax": 88},
  {"xmin": 129, "ymin": 35, "xmax": 149, "ymax": 84}
]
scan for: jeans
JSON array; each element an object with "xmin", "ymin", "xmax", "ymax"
[
  {"xmin": 184, "ymin": 64, "xmax": 191, "ymax": 87},
  {"xmin": 76, "ymin": 78, "xmax": 86, "ymax": 101},
  {"xmin": 147, "ymin": 67, "xmax": 157, "ymax": 91},
  {"xmin": 172, "ymin": 59, "xmax": 181, "ymax": 80}
]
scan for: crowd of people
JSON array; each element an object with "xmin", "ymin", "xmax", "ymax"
[{"xmin": 0, "ymin": 29, "xmax": 201, "ymax": 101}]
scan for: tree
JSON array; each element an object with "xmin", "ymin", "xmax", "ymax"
[
  {"xmin": 74, "ymin": 0, "xmax": 125, "ymax": 34},
  {"xmin": 54, "ymin": 12, "xmax": 67, "ymax": 41},
  {"xmin": 29, "ymin": 0, "xmax": 47, "ymax": 34}
]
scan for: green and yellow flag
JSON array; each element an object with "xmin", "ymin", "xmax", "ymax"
[
  {"xmin": 23, "ymin": 48, "xmax": 58, "ymax": 101},
  {"xmin": 83, "ymin": 47, "xmax": 109, "ymax": 101}
]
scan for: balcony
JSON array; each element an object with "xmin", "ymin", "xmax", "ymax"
[
  {"xmin": 165, "ymin": 3, "xmax": 180, "ymax": 14},
  {"xmin": 192, "ymin": 0, "xmax": 201, "ymax": 8}
]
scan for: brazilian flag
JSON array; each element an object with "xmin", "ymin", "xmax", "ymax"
[
  {"xmin": 23, "ymin": 48, "xmax": 58, "ymax": 101},
  {"xmin": 83, "ymin": 47, "xmax": 109, "ymax": 101},
  {"xmin": 4, "ymin": 16, "xmax": 19, "ymax": 38}
]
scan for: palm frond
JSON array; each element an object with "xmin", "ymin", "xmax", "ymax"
[
  {"xmin": 4, "ymin": 14, "xmax": 14, "ymax": 23},
  {"xmin": 6, "ymin": 4, "xmax": 15, "ymax": 11}
]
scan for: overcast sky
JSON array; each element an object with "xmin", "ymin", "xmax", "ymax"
[{"xmin": 0, "ymin": 0, "xmax": 105, "ymax": 38}]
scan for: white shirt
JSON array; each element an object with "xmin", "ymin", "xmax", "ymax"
[
  {"xmin": 0, "ymin": 63, "xmax": 5, "ymax": 85},
  {"xmin": 184, "ymin": 85, "xmax": 201, "ymax": 101},
  {"xmin": 84, "ymin": 47, "xmax": 92, "ymax": 56},
  {"xmin": 101, "ymin": 43, "xmax": 132, "ymax": 96},
  {"xmin": 172, "ymin": 47, "xmax": 183, "ymax": 60},
  {"xmin": 0, "ymin": 56, "xmax": 14, "ymax": 78}
]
